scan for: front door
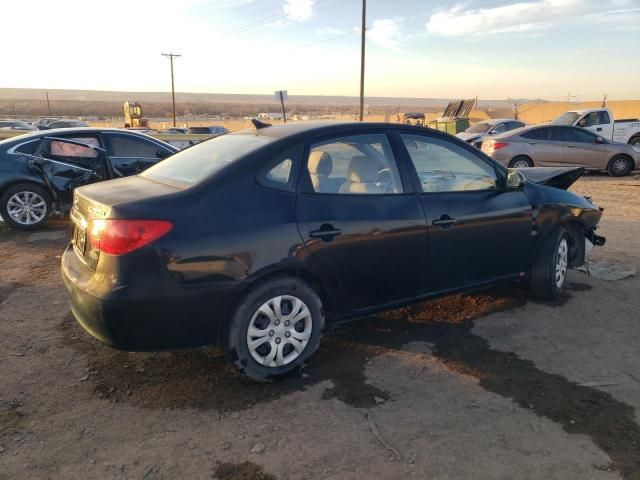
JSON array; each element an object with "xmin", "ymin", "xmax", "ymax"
[
  {"xmin": 296, "ymin": 132, "xmax": 428, "ymax": 312},
  {"xmin": 31, "ymin": 137, "xmax": 108, "ymax": 210},
  {"xmin": 397, "ymin": 132, "xmax": 532, "ymax": 292},
  {"xmin": 553, "ymin": 127, "xmax": 608, "ymax": 169}
]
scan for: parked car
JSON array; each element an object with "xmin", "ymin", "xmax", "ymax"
[
  {"xmin": 39, "ymin": 119, "xmax": 89, "ymax": 130},
  {"xmin": 482, "ymin": 124, "xmax": 640, "ymax": 176},
  {"xmin": 456, "ymin": 119, "xmax": 526, "ymax": 148},
  {"xmin": 0, "ymin": 128, "xmax": 178, "ymax": 229},
  {"xmin": 553, "ymin": 108, "xmax": 640, "ymax": 147},
  {"xmin": 62, "ymin": 121, "xmax": 605, "ymax": 381},
  {"xmin": 162, "ymin": 127, "xmax": 189, "ymax": 134},
  {"xmin": 188, "ymin": 126, "xmax": 229, "ymax": 136},
  {"xmin": 33, "ymin": 117, "xmax": 61, "ymax": 129},
  {"xmin": 0, "ymin": 120, "xmax": 37, "ymax": 131}
]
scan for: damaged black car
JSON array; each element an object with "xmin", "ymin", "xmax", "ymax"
[
  {"xmin": 0, "ymin": 128, "xmax": 178, "ymax": 230},
  {"xmin": 61, "ymin": 121, "xmax": 605, "ymax": 381}
]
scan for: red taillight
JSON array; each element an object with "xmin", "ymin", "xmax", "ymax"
[
  {"xmin": 88, "ymin": 219, "xmax": 173, "ymax": 255},
  {"xmin": 492, "ymin": 141, "xmax": 510, "ymax": 150}
]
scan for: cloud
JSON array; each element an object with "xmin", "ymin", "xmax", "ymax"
[
  {"xmin": 426, "ymin": 0, "xmax": 585, "ymax": 37},
  {"xmin": 367, "ymin": 18, "xmax": 403, "ymax": 51},
  {"xmin": 283, "ymin": 0, "xmax": 315, "ymax": 20}
]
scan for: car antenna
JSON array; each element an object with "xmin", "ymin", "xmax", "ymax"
[{"xmin": 251, "ymin": 118, "xmax": 272, "ymax": 129}]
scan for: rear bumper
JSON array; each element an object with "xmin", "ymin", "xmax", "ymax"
[{"xmin": 61, "ymin": 245, "xmax": 236, "ymax": 351}]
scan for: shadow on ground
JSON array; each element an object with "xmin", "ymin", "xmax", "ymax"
[{"xmin": 61, "ymin": 282, "xmax": 640, "ymax": 479}]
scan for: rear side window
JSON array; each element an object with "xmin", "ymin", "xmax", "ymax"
[
  {"xmin": 141, "ymin": 133, "xmax": 274, "ymax": 186},
  {"xmin": 257, "ymin": 145, "xmax": 302, "ymax": 191},
  {"xmin": 108, "ymin": 135, "xmax": 160, "ymax": 157},
  {"xmin": 550, "ymin": 127, "xmax": 577, "ymax": 142},
  {"xmin": 600, "ymin": 111, "xmax": 611, "ymax": 124},
  {"xmin": 521, "ymin": 128, "xmax": 550, "ymax": 140}
]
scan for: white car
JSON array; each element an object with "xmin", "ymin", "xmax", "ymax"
[
  {"xmin": 456, "ymin": 118, "xmax": 526, "ymax": 148},
  {"xmin": 553, "ymin": 108, "xmax": 640, "ymax": 147}
]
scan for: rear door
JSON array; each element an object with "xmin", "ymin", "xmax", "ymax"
[
  {"xmin": 521, "ymin": 127, "xmax": 564, "ymax": 166},
  {"xmin": 296, "ymin": 131, "xmax": 428, "ymax": 312},
  {"xmin": 397, "ymin": 132, "xmax": 532, "ymax": 292},
  {"xmin": 104, "ymin": 133, "xmax": 172, "ymax": 176},
  {"xmin": 30, "ymin": 137, "xmax": 108, "ymax": 209}
]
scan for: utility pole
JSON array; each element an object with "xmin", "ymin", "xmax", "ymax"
[
  {"xmin": 162, "ymin": 53, "xmax": 181, "ymax": 127},
  {"xmin": 45, "ymin": 90, "xmax": 51, "ymax": 115},
  {"xmin": 359, "ymin": 0, "xmax": 366, "ymax": 121}
]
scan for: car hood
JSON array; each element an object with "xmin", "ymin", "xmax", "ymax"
[{"xmin": 518, "ymin": 167, "xmax": 585, "ymax": 190}]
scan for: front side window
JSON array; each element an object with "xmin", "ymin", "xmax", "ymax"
[
  {"xmin": 582, "ymin": 112, "xmax": 601, "ymax": 127},
  {"xmin": 401, "ymin": 134, "xmax": 497, "ymax": 193},
  {"xmin": 108, "ymin": 135, "xmax": 159, "ymax": 157},
  {"xmin": 507, "ymin": 121, "xmax": 525, "ymax": 130},
  {"xmin": 491, "ymin": 123, "xmax": 508, "ymax": 134},
  {"xmin": 573, "ymin": 128, "xmax": 599, "ymax": 143},
  {"xmin": 307, "ymin": 134, "xmax": 403, "ymax": 194}
]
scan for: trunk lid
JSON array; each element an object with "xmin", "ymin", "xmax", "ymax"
[
  {"xmin": 70, "ymin": 176, "xmax": 183, "ymax": 268},
  {"xmin": 518, "ymin": 166, "xmax": 585, "ymax": 190}
]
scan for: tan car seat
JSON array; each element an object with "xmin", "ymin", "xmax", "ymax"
[
  {"xmin": 339, "ymin": 156, "xmax": 385, "ymax": 194},
  {"xmin": 308, "ymin": 150, "xmax": 332, "ymax": 192}
]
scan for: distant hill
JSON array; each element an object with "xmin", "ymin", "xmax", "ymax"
[{"xmin": 0, "ymin": 88, "xmax": 515, "ymax": 109}]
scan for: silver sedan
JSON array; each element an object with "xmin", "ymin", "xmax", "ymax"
[{"xmin": 482, "ymin": 125, "xmax": 640, "ymax": 177}]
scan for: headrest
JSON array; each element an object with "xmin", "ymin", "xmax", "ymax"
[
  {"xmin": 347, "ymin": 156, "xmax": 378, "ymax": 183},
  {"xmin": 308, "ymin": 150, "xmax": 332, "ymax": 176}
]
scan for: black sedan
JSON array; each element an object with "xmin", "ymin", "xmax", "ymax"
[
  {"xmin": 61, "ymin": 121, "xmax": 605, "ymax": 381},
  {"xmin": 0, "ymin": 128, "xmax": 178, "ymax": 230}
]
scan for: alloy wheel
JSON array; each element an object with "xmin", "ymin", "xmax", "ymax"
[
  {"xmin": 6, "ymin": 191, "xmax": 47, "ymax": 225},
  {"xmin": 611, "ymin": 158, "xmax": 629, "ymax": 176},
  {"xmin": 246, "ymin": 295, "xmax": 313, "ymax": 368},
  {"xmin": 513, "ymin": 160, "xmax": 531, "ymax": 168},
  {"xmin": 555, "ymin": 238, "xmax": 568, "ymax": 288}
]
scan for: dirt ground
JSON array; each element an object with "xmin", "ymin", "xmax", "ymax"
[{"xmin": 1, "ymin": 173, "xmax": 640, "ymax": 480}]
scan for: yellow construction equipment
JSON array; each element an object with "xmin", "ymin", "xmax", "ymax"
[{"xmin": 123, "ymin": 102, "xmax": 149, "ymax": 128}]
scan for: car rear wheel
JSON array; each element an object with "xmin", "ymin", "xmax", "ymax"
[
  {"xmin": 607, "ymin": 155, "xmax": 633, "ymax": 177},
  {"xmin": 225, "ymin": 276, "xmax": 324, "ymax": 382},
  {"xmin": 508, "ymin": 156, "xmax": 533, "ymax": 168},
  {"xmin": 529, "ymin": 227, "xmax": 569, "ymax": 300},
  {"xmin": 0, "ymin": 183, "xmax": 52, "ymax": 231}
]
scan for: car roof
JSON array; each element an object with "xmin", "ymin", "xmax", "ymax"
[
  {"xmin": 230, "ymin": 121, "xmax": 450, "ymax": 140},
  {"xmin": 0, "ymin": 127, "xmax": 178, "ymax": 148}
]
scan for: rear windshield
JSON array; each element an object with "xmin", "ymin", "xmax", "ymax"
[
  {"xmin": 466, "ymin": 122, "xmax": 492, "ymax": 133},
  {"xmin": 140, "ymin": 133, "xmax": 273, "ymax": 186}
]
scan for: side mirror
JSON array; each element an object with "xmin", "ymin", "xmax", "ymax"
[
  {"xmin": 157, "ymin": 149, "xmax": 171, "ymax": 159},
  {"xmin": 505, "ymin": 169, "xmax": 525, "ymax": 190},
  {"xmin": 595, "ymin": 136, "xmax": 605, "ymax": 144},
  {"xmin": 488, "ymin": 130, "xmax": 497, "ymax": 135}
]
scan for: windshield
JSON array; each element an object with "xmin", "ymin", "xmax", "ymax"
[
  {"xmin": 553, "ymin": 112, "xmax": 581, "ymax": 125},
  {"xmin": 465, "ymin": 122, "xmax": 493, "ymax": 133},
  {"xmin": 140, "ymin": 133, "xmax": 274, "ymax": 186}
]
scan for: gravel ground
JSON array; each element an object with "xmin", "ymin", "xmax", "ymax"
[{"xmin": 1, "ymin": 173, "xmax": 639, "ymax": 480}]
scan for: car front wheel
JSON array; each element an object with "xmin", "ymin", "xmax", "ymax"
[
  {"xmin": 0, "ymin": 183, "xmax": 52, "ymax": 230},
  {"xmin": 529, "ymin": 227, "xmax": 569, "ymax": 300},
  {"xmin": 225, "ymin": 276, "xmax": 324, "ymax": 382}
]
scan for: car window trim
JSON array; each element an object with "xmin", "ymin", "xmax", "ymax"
[
  {"xmin": 392, "ymin": 129, "xmax": 505, "ymax": 195},
  {"xmin": 297, "ymin": 129, "xmax": 415, "ymax": 196}
]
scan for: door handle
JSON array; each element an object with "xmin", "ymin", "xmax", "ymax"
[
  {"xmin": 432, "ymin": 215, "xmax": 457, "ymax": 228},
  {"xmin": 527, "ymin": 142, "xmax": 537, "ymax": 145},
  {"xmin": 596, "ymin": 127, "xmax": 602, "ymax": 132},
  {"xmin": 309, "ymin": 223, "xmax": 342, "ymax": 242},
  {"xmin": 567, "ymin": 145, "xmax": 575, "ymax": 148}
]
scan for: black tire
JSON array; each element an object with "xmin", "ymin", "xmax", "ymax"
[
  {"xmin": 629, "ymin": 135, "xmax": 640, "ymax": 149},
  {"xmin": 508, "ymin": 156, "xmax": 534, "ymax": 168},
  {"xmin": 224, "ymin": 276, "xmax": 324, "ymax": 382},
  {"xmin": 607, "ymin": 155, "xmax": 634, "ymax": 177},
  {"xmin": 0, "ymin": 183, "xmax": 52, "ymax": 231},
  {"xmin": 529, "ymin": 227, "xmax": 569, "ymax": 300}
]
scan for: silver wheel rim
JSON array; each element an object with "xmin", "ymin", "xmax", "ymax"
[
  {"xmin": 513, "ymin": 160, "xmax": 530, "ymax": 168},
  {"xmin": 555, "ymin": 238, "xmax": 568, "ymax": 288},
  {"xmin": 612, "ymin": 158, "xmax": 628, "ymax": 175},
  {"xmin": 247, "ymin": 295, "xmax": 312, "ymax": 368},
  {"xmin": 6, "ymin": 191, "xmax": 47, "ymax": 225}
]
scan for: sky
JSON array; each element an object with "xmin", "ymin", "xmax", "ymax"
[{"xmin": 3, "ymin": 0, "xmax": 640, "ymax": 100}]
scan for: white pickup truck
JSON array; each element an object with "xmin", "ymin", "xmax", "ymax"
[{"xmin": 553, "ymin": 108, "xmax": 640, "ymax": 147}]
